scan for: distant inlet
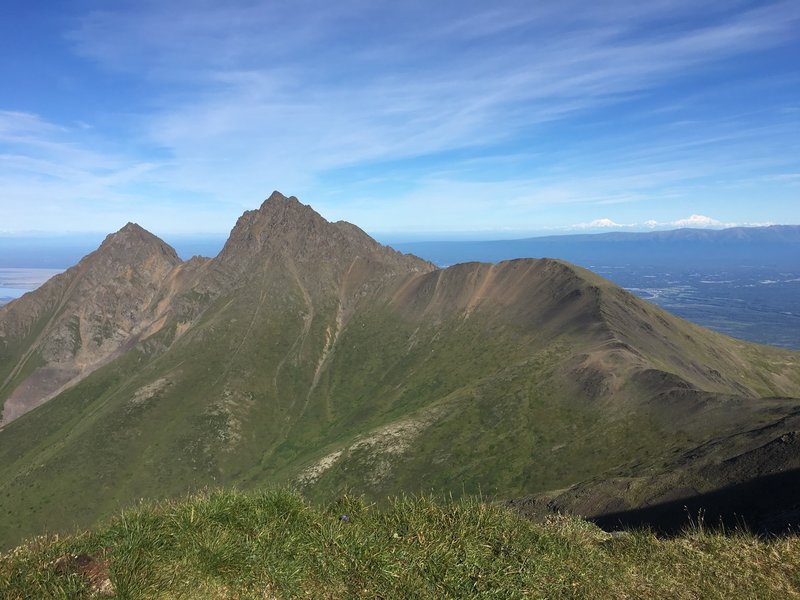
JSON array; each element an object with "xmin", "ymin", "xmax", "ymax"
[{"xmin": 0, "ymin": 268, "xmax": 63, "ymax": 304}]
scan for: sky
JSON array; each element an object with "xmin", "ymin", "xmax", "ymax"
[{"xmin": 1, "ymin": 0, "xmax": 799, "ymax": 239}]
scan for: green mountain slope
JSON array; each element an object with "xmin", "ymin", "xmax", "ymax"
[{"xmin": 1, "ymin": 192, "xmax": 799, "ymax": 548}]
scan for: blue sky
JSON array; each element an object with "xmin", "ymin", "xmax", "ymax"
[{"xmin": 1, "ymin": 0, "xmax": 798, "ymax": 238}]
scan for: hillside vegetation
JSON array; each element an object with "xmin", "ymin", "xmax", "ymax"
[
  {"xmin": 2, "ymin": 488, "xmax": 800, "ymax": 599},
  {"xmin": 2, "ymin": 192, "xmax": 800, "ymax": 549}
]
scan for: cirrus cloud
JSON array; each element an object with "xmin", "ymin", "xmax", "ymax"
[{"xmin": 1, "ymin": 1, "xmax": 798, "ymax": 233}]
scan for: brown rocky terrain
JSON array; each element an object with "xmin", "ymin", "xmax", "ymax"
[
  {"xmin": 0, "ymin": 193, "xmax": 433, "ymax": 427},
  {"xmin": 0, "ymin": 224, "xmax": 188, "ymax": 425}
]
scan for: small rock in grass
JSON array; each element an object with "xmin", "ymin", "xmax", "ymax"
[{"xmin": 53, "ymin": 553, "xmax": 115, "ymax": 597}]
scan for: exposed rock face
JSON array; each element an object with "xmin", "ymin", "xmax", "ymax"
[
  {"xmin": 0, "ymin": 194, "xmax": 432, "ymax": 426},
  {"xmin": 0, "ymin": 223, "xmax": 185, "ymax": 424},
  {"xmin": 214, "ymin": 191, "xmax": 432, "ymax": 289}
]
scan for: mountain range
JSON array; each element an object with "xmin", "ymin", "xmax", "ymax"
[
  {"xmin": 393, "ymin": 225, "xmax": 800, "ymax": 268},
  {"xmin": 1, "ymin": 192, "xmax": 799, "ymax": 547}
]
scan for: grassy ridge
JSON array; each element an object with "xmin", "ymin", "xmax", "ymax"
[{"xmin": 2, "ymin": 488, "xmax": 799, "ymax": 599}]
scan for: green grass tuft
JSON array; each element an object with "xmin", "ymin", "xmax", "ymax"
[{"xmin": 2, "ymin": 488, "xmax": 799, "ymax": 599}]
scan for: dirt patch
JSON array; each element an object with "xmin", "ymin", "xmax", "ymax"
[
  {"xmin": 130, "ymin": 377, "xmax": 171, "ymax": 406},
  {"xmin": 210, "ymin": 388, "xmax": 256, "ymax": 449},
  {"xmin": 347, "ymin": 410, "xmax": 445, "ymax": 485},
  {"xmin": 53, "ymin": 553, "xmax": 114, "ymax": 597},
  {"xmin": 296, "ymin": 409, "xmax": 446, "ymax": 488},
  {"xmin": 297, "ymin": 449, "xmax": 344, "ymax": 486}
]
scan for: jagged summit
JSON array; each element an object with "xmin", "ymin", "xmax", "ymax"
[
  {"xmin": 94, "ymin": 222, "xmax": 181, "ymax": 264},
  {"xmin": 216, "ymin": 191, "xmax": 432, "ymax": 277},
  {"xmin": 104, "ymin": 221, "xmax": 155, "ymax": 240},
  {"xmin": 218, "ymin": 190, "xmax": 329, "ymax": 261},
  {"xmin": 259, "ymin": 190, "xmax": 307, "ymax": 212},
  {"xmin": 121, "ymin": 221, "xmax": 146, "ymax": 232},
  {"xmin": 0, "ymin": 221, "xmax": 184, "ymax": 426},
  {"xmin": 230, "ymin": 191, "xmax": 318, "ymax": 230}
]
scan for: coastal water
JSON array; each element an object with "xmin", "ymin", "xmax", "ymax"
[{"xmin": 0, "ymin": 268, "xmax": 63, "ymax": 305}]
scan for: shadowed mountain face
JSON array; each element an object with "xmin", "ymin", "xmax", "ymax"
[
  {"xmin": 505, "ymin": 417, "xmax": 800, "ymax": 535},
  {"xmin": 0, "ymin": 191, "xmax": 799, "ymax": 548}
]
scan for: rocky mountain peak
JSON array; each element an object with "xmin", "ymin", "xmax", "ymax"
[
  {"xmin": 216, "ymin": 191, "xmax": 432, "ymax": 277},
  {"xmin": 250, "ymin": 190, "xmax": 327, "ymax": 232},
  {"xmin": 0, "ymin": 224, "xmax": 187, "ymax": 426},
  {"xmin": 94, "ymin": 222, "xmax": 181, "ymax": 265},
  {"xmin": 120, "ymin": 221, "xmax": 146, "ymax": 233},
  {"xmin": 258, "ymin": 190, "xmax": 307, "ymax": 213}
]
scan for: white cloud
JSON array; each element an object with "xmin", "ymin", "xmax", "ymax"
[
  {"xmin": 741, "ymin": 221, "xmax": 775, "ymax": 227},
  {"xmin": 565, "ymin": 214, "xmax": 745, "ymax": 232},
  {"xmin": 670, "ymin": 214, "xmax": 739, "ymax": 228},
  {"xmin": 0, "ymin": 110, "xmax": 243, "ymax": 233},
  {"xmin": 573, "ymin": 218, "xmax": 628, "ymax": 229}
]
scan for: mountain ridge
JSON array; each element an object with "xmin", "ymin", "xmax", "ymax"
[
  {"xmin": 0, "ymin": 192, "xmax": 432, "ymax": 426},
  {"xmin": 0, "ymin": 192, "xmax": 799, "ymax": 547}
]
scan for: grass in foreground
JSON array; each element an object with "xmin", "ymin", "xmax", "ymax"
[{"xmin": 1, "ymin": 488, "xmax": 800, "ymax": 599}]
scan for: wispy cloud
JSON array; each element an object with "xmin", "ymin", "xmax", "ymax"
[
  {"xmin": 0, "ymin": 110, "xmax": 236, "ymax": 233},
  {"xmin": 67, "ymin": 1, "xmax": 800, "ymax": 171},
  {"xmin": 0, "ymin": 1, "xmax": 798, "ymax": 232},
  {"xmin": 0, "ymin": 110, "xmax": 151, "ymax": 202}
]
